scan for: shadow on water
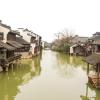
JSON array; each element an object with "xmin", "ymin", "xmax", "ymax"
[{"xmin": 0, "ymin": 55, "xmax": 41, "ymax": 100}]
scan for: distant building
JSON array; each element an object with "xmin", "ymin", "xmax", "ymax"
[
  {"xmin": 70, "ymin": 35, "xmax": 89, "ymax": 55},
  {"xmin": 93, "ymin": 32, "xmax": 100, "ymax": 38},
  {"xmin": 71, "ymin": 35, "xmax": 88, "ymax": 44},
  {"xmin": 91, "ymin": 32, "xmax": 100, "ymax": 53},
  {"xmin": 42, "ymin": 41, "xmax": 51, "ymax": 49}
]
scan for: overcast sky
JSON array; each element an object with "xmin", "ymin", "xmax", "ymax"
[{"xmin": 0, "ymin": 0, "xmax": 100, "ymax": 42}]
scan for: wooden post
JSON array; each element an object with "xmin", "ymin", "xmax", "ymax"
[
  {"xmin": 11, "ymin": 63, "xmax": 14, "ymax": 72},
  {"xmin": 97, "ymin": 64, "xmax": 100, "ymax": 86},
  {"xmin": 86, "ymin": 84, "xmax": 88, "ymax": 98},
  {"xmin": 87, "ymin": 63, "xmax": 89, "ymax": 75}
]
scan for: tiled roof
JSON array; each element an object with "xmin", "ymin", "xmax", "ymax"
[
  {"xmin": 0, "ymin": 41, "xmax": 15, "ymax": 50},
  {"xmin": 92, "ymin": 39, "xmax": 100, "ymax": 45},
  {"xmin": 0, "ymin": 23, "xmax": 11, "ymax": 30},
  {"xmin": 16, "ymin": 37, "xmax": 30, "ymax": 45},
  {"xmin": 93, "ymin": 32, "xmax": 100, "ymax": 35},
  {"xmin": 9, "ymin": 30, "xmax": 21, "ymax": 36},
  {"xmin": 83, "ymin": 53, "xmax": 100, "ymax": 65},
  {"xmin": 23, "ymin": 28, "xmax": 41, "ymax": 37},
  {"xmin": 72, "ymin": 36, "xmax": 88, "ymax": 43},
  {"xmin": 7, "ymin": 41, "xmax": 24, "ymax": 49}
]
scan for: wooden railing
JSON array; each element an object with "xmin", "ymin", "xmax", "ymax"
[
  {"xmin": 7, "ymin": 54, "xmax": 22, "ymax": 63},
  {"xmin": 0, "ymin": 54, "xmax": 22, "ymax": 66}
]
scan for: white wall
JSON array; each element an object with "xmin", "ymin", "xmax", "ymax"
[
  {"xmin": 18, "ymin": 29, "xmax": 37, "ymax": 55},
  {"xmin": 18, "ymin": 29, "xmax": 31, "ymax": 43},
  {"xmin": 42, "ymin": 41, "xmax": 45, "ymax": 48},
  {"xmin": 70, "ymin": 46, "xmax": 73, "ymax": 54},
  {"xmin": 0, "ymin": 26, "xmax": 10, "ymax": 43}
]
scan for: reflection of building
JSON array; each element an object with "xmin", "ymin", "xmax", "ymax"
[
  {"xmin": 0, "ymin": 56, "xmax": 41, "ymax": 100},
  {"xmin": 80, "ymin": 83, "xmax": 100, "ymax": 100},
  {"xmin": 31, "ymin": 55, "xmax": 41, "ymax": 75},
  {"xmin": 80, "ymin": 84, "xmax": 90, "ymax": 100},
  {"xmin": 69, "ymin": 56, "xmax": 73, "ymax": 64},
  {"xmin": 56, "ymin": 52, "xmax": 86, "ymax": 68}
]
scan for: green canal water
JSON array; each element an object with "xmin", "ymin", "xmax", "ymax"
[{"xmin": 0, "ymin": 50, "xmax": 100, "ymax": 100}]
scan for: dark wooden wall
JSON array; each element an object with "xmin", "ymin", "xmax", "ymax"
[
  {"xmin": 30, "ymin": 37, "xmax": 36, "ymax": 43},
  {"xmin": 7, "ymin": 33, "xmax": 16, "ymax": 41}
]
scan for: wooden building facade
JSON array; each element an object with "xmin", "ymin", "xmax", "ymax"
[
  {"xmin": 0, "ymin": 22, "xmax": 22, "ymax": 70},
  {"xmin": 0, "ymin": 41, "xmax": 21, "ymax": 69},
  {"xmin": 0, "ymin": 20, "xmax": 42, "ymax": 70}
]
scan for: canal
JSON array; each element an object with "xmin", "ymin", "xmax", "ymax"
[{"xmin": 0, "ymin": 50, "xmax": 100, "ymax": 100}]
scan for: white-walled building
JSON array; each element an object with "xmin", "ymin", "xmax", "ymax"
[
  {"xmin": 0, "ymin": 20, "xmax": 11, "ymax": 43},
  {"xmin": 17, "ymin": 28, "xmax": 42, "ymax": 56}
]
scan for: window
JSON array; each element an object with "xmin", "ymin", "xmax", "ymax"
[
  {"xmin": 0, "ymin": 32, "xmax": 4, "ymax": 40},
  {"xmin": 0, "ymin": 51, "xmax": 3, "ymax": 54}
]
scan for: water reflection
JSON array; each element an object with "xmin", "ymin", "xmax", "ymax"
[
  {"xmin": 0, "ymin": 50, "xmax": 100, "ymax": 100},
  {"xmin": 54, "ymin": 52, "xmax": 87, "ymax": 77},
  {"xmin": 80, "ymin": 83, "xmax": 100, "ymax": 100},
  {"xmin": 0, "ymin": 55, "xmax": 41, "ymax": 100},
  {"xmin": 56, "ymin": 53, "xmax": 87, "ymax": 69}
]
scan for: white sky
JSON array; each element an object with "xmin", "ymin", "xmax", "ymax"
[{"xmin": 0, "ymin": 0, "xmax": 100, "ymax": 42}]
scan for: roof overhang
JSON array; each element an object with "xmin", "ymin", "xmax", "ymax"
[
  {"xmin": 7, "ymin": 41, "xmax": 24, "ymax": 49},
  {"xmin": 0, "ymin": 41, "xmax": 15, "ymax": 50},
  {"xmin": 83, "ymin": 53, "xmax": 100, "ymax": 66}
]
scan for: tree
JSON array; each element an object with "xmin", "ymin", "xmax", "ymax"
[{"xmin": 51, "ymin": 29, "xmax": 75, "ymax": 53}]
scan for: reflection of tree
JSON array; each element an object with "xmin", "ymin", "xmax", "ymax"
[
  {"xmin": 69, "ymin": 56, "xmax": 87, "ymax": 70},
  {"xmin": 80, "ymin": 83, "xmax": 100, "ymax": 100},
  {"xmin": 0, "ymin": 55, "xmax": 41, "ymax": 100},
  {"xmin": 56, "ymin": 52, "xmax": 87, "ymax": 69},
  {"xmin": 56, "ymin": 53, "xmax": 70, "ymax": 65},
  {"xmin": 54, "ymin": 52, "xmax": 87, "ymax": 77}
]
